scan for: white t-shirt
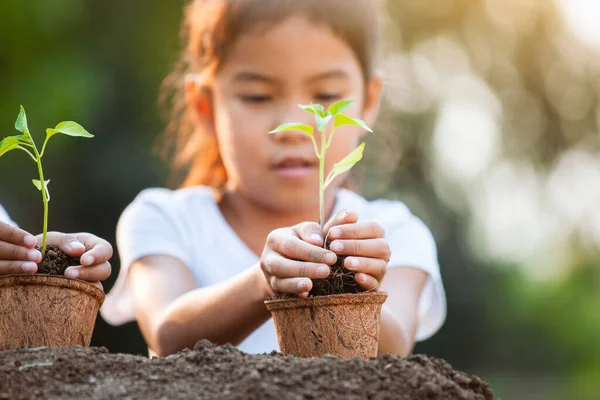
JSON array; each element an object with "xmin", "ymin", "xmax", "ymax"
[
  {"xmin": 101, "ymin": 186, "xmax": 446, "ymax": 354},
  {"xmin": 0, "ymin": 204, "xmax": 15, "ymax": 226}
]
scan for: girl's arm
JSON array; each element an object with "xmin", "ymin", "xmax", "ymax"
[
  {"xmin": 129, "ymin": 254, "xmax": 272, "ymax": 357},
  {"xmin": 130, "ymin": 221, "xmax": 336, "ymax": 357},
  {"xmin": 377, "ymin": 267, "xmax": 428, "ymax": 356}
]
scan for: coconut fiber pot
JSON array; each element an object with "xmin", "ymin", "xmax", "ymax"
[
  {"xmin": 265, "ymin": 292, "xmax": 387, "ymax": 359},
  {"xmin": 0, "ymin": 274, "xmax": 104, "ymax": 350}
]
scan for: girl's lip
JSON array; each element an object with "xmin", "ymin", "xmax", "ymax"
[{"xmin": 271, "ymin": 165, "xmax": 316, "ymax": 179}]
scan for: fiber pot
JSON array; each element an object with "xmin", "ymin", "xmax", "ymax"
[
  {"xmin": 265, "ymin": 292, "xmax": 387, "ymax": 359},
  {"xmin": 0, "ymin": 274, "xmax": 104, "ymax": 350}
]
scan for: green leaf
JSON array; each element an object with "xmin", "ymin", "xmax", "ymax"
[
  {"xmin": 269, "ymin": 123, "xmax": 314, "ymax": 137},
  {"xmin": 333, "ymin": 113, "xmax": 373, "ymax": 132},
  {"xmin": 47, "ymin": 121, "xmax": 93, "ymax": 138},
  {"xmin": 315, "ymin": 113, "xmax": 332, "ymax": 132},
  {"xmin": 0, "ymin": 136, "xmax": 21, "ymax": 157},
  {"xmin": 325, "ymin": 143, "xmax": 365, "ymax": 187},
  {"xmin": 14, "ymin": 105, "xmax": 32, "ymax": 141},
  {"xmin": 299, "ymin": 103, "xmax": 326, "ymax": 118},
  {"xmin": 32, "ymin": 179, "xmax": 50, "ymax": 201},
  {"xmin": 327, "ymin": 99, "xmax": 354, "ymax": 116}
]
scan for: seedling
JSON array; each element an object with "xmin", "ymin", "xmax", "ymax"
[
  {"xmin": 269, "ymin": 99, "xmax": 372, "ymax": 228},
  {"xmin": 0, "ymin": 106, "xmax": 93, "ymax": 255}
]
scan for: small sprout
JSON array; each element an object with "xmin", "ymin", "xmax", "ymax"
[
  {"xmin": 0, "ymin": 106, "xmax": 93, "ymax": 255},
  {"xmin": 269, "ymin": 99, "xmax": 372, "ymax": 229}
]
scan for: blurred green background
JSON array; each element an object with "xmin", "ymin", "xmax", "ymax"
[{"xmin": 1, "ymin": 1, "xmax": 599, "ymax": 399}]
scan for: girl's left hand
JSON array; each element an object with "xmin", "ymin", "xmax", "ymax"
[{"xmin": 323, "ymin": 210, "xmax": 390, "ymax": 291}]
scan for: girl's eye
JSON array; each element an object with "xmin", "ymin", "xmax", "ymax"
[
  {"xmin": 240, "ymin": 95, "xmax": 273, "ymax": 103},
  {"xmin": 314, "ymin": 93, "xmax": 341, "ymax": 103}
]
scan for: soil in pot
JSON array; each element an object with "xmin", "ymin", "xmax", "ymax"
[
  {"xmin": 35, "ymin": 245, "xmax": 80, "ymax": 276},
  {"xmin": 310, "ymin": 240, "xmax": 358, "ymax": 296},
  {"xmin": 0, "ymin": 340, "xmax": 494, "ymax": 400}
]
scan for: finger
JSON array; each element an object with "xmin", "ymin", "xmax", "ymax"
[
  {"xmin": 0, "ymin": 222, "xmax": 37, "ymax": 248},
  {"xmin": 65, "ymin": 262, "xmax": 111, "ymax": 282},
  {"xmin": 78, "ymin": 236, "xmax": 113, "ymax": 267},
  {"xmin": 0, "ymin": 260, "xmax": 38, "ymax": 275},
  {"xmin": 89, "ymin": 281, "xmax": 104, "ymax": 291},
  {"xmin": 262, "ymin": 255, "xmax": 330, "ymax": 279},
  {"xmin": 0, "ymin": 241, "xmax": 41, "ymax": 262},
  {"xmin": 327, "ymin": 221, "xmax": 385, "ymax": 241},
  {"xmin": 294, "ymin": 221, "xmax": 325, "ymax": 246},
  {"xmin": 270, "ymin": 234, "xmax": 336, "ymax": 265},
  {"xmin": 270, "ymin": 276, "xmax": 313, "ymax": 295},
  {"xmin": 328, "ymin": 238, "xmax": 390, "ymax": 260},
  {"xmin": 41, "ymin": 232, "xmax": 87, "ymax": 256},
  {"xmin": 344, "ymin": 257, "xmax": 387, "ymax": 282},
  {"xmin": 322, "ymin": 210, "xmax": 359, "ymax": 236},
  {"xmin": 355, "ymin": 272, "xmax": 380, "ymax": 291}
]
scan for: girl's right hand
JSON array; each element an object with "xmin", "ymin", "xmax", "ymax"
[
  {"xmin": 0, "ymin": 221, "xmax": 41, "ymax": 274},
  {"xmin": 260, "ymin": 222, "xmax": 338, "ymax": 297}
]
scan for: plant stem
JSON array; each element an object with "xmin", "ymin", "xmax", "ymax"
[
  {"xmin": 319, "ymin": 154, "xmax": 325, "ymax": 229},
  {"xmin": 31, "ymin": 146, "xmax": 48, "ymax": 255},
  {"xmin": 319, "ymin": 127, "xmax": 328, "ymax": 230}
]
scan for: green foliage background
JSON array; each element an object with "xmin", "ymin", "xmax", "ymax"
[{"xmin": 1, "ymin": 2, "xmax": 598, "ymax": 399}]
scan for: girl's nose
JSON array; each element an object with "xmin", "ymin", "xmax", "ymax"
[{"xmin": 271, "ymin": 103, "xmax": 316, "ymax": 143}]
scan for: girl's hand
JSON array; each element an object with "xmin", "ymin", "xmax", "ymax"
[
  {"xmin": 260, "ymin": 222, "xmax": 337, "ymax": 297},
  {"xmin": 38, "ymin": 232, "xmax": 113, "ymax": 288},
  {"xmin": 323, "ymin": 210, "xmax": 390, "ymax": 291},
  {"xmin": 0, "ymin": 222, "xmax": 41, "ymax": 274}
]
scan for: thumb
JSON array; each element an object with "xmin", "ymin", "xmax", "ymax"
[
  {"xmin": 41, "ymin": 232, "xmax": 86, "ymax": 256},
  {"xmin": 294, "ymin": 221, "xmax": 324, "ymax": 246}
]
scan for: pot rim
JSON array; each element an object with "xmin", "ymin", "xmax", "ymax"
[
  {"xmin": 264, "ymin": 291, "xmax": 387, "ymax": 311},
  {"xmin": 0, "ymin": 274, "xmax": 105, "ymax": 304}
]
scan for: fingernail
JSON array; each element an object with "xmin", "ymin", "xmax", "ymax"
[
  {"xmin": 329, "ymin": 228, "xmax": 341, "ymax": 239},
  {"xmin": 317, "ymin": 265, "xmax": 330, "ymax": 277},
  {"xmin": 81, "ymin": 255, "xmax": 94, "ymax": 266},
  {"xmin": 23, "ymin": 235, "xmax": 37, "ymax": 247},
  {"xmin": 65, "ymin": 268, "xmax": 79, "ymax": 279},
  {"xmin": 330, "ymin": 242, "xmax": 343, "ymax": 252},
  {"xmin": 68, "ymin": 241, "xmax": 85, "ymax": 251},
  {"xmin": 310, "ymin": 233, "xmax": 322, "ymax": 244},
  {"xmin": 324, "ymin": 252, "xmax": 337, "ymax": 264},
  {"xmin": 27, "ymin": 249, "xmax": 41, "ymax": 262},
  {"xmin": 297, "ymin": 280, "xmax": 307, "ymax": 291},
  {"xmin": 347, "ymin": 258, "xmax": 358, "ymax": 269},
  {"xmin": 22, "ymin": 262, "xmax": 37, "ymax": 273}
]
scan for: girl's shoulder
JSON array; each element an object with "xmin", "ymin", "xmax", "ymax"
[
  {"xmin": 336, "ymin": 189, "xmax": 413, "ymax": 226},
  {"xmin": 336, "ymin": 189, "xmax": 436, "ymax": 248},
  {"xmin": 118, "ymin": 186, "xmax": 219, "ymax": 232},
  {"xmin": 126, "ymin": 185, "xmax": 216, "ymax": 214}
]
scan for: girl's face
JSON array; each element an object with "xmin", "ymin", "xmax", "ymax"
[{"xmin": 194, "ymin": 15, "xmax": 381, "ymax": 213}]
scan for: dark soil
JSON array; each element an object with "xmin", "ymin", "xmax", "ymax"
[
  {"xmin": 310, "ymin": 241, "xmax": 360, "ymax": 296},
  {"xmin": 0, "ymin": 340, "xmax": 494, "ymax": 400},
  {"xmin": 35, "ymin": 245, "xmax": 80, "ymax": 276}
]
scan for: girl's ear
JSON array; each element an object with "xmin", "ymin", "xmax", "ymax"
[
  {"xmin": 185, "ymin": 74, "xmax": 215, "ymax": 136},
  {"xmin": 362, "ymin": 73, "xmax": 383, "ymax": 128}
]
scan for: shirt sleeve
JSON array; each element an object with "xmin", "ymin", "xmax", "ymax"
[
  {"xmin": 116, "ymin": 188, "xmax": 192, "ymax": 271},
  {"xmin": 100, "ymin": 188, "xmax": 192, "ymax": 326},
  {"xmin": 386, "ymin": 214, "xmax": 447, "ymax": 341},
  {"xmin": 0, "ymin": 204, "xmax": 17, "ymax": 227}
]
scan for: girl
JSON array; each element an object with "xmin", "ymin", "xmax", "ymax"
[{"xmin": 101, "ymin": 0, "xmax": 446, "ymax": 357}]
